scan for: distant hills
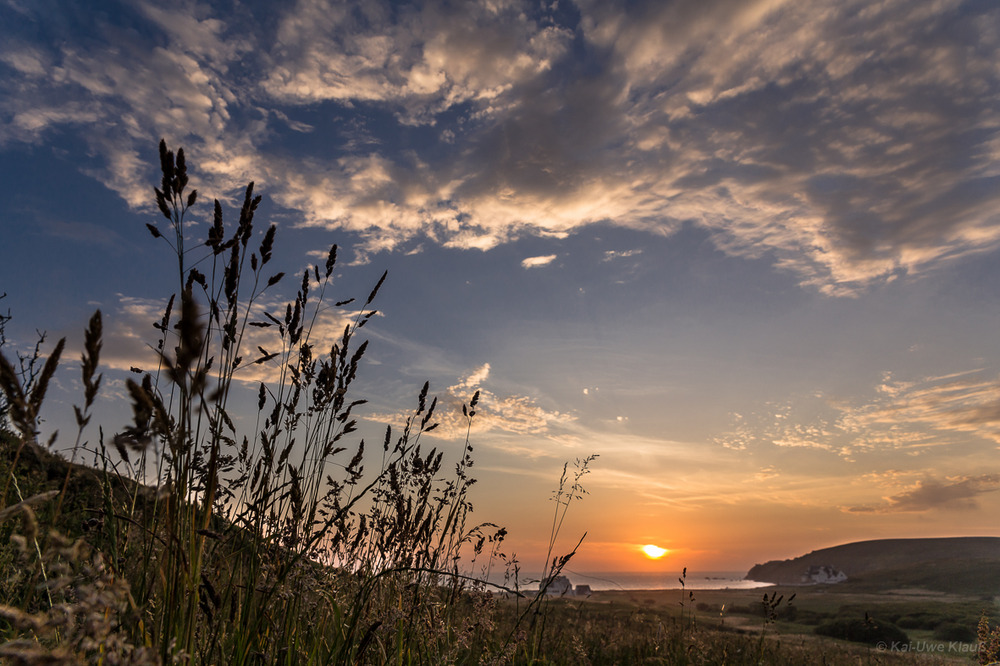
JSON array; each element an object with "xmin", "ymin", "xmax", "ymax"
[{"xmin": 746, "ymin": 537, "xmax": 1000, "ymax": 594}]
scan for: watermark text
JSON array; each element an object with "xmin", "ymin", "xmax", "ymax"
[{"xmin": 876, "ymin": 641, "xmax": 980, "ymax": 654}]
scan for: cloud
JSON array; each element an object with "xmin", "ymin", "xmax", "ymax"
[
  {"xmin": 754, "ymin": 466, "xmax": 779, "ymax": 481},
  {"xmin": 715, "ymin": 368, "xmax": 1000, "ymax": 460},
  {"xmin": 260, "ymin": 0, "xmax": 571, "ymax": 123},
  {"xmin": 99, "ymin": 290, "xmax": 362, "ymax": 386},
  {"xmin": 369, "ymin": 363, "xmax": 574, "ymax": 440},
  {"xmin": 520, "ymin": 254, "xmax": 556, "ymax": 269},
  {"xmin": 713, "ymin": 400, "xmax": 840, "ymax": 454},
  {"xmin": 846, "ymin": 474, "xmax": 1000, "ymax": 513},
  {"xmin": 2, "ymin": 0, "xmax": 998, "ymax": 293},
  {"xmin": 99, "ymin": 295, "xmax": 169, "ymax": 374},
  {"xmin": 583, "ymin": 451, "xmax": 854, "ymax": 511},
  {"xmin": 0, "ymin": 0, "xmax": 257, "ymax": 209},
  {"xmin": 841, "ymin": 371, "xmax": 1000, "ymax": 446},
  {"xmin": 456, "ymin": 363, "xmax": 491, "ymax": 389},
  {"xmin": 602, "ymin": 249, "xmax": 642, "ymax": 262}
]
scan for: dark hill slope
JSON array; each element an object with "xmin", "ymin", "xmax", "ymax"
[{"xmin": 747, "ymin": 537, "xmax": 1000, "ymax": 589}]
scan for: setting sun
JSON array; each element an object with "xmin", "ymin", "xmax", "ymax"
[{"xmin": 641, "ymin": 544, "xmax": 669, "ymax": 559}]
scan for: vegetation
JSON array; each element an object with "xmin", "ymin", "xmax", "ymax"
[
  {"xmin": 814, "ymin": 614, "xmax": 909, "ymax": 646},
  {"xmin": 0, "ymin": 141, "xmax": 543, "ymax": 665},
  {"xmin": 0, "ymin": 142, "xmax": 992, "ymax": 664},
  {"xmin": 978, "ymin": 614, "xmax": 1000, "ymax": 664}
]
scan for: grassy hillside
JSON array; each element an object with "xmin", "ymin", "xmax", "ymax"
[
  {"xmin": 747, "ymin": 537, "xmax": 1000, "ymax": 592},
  {"xmin": 841, "ymin": 556, "xmax": 1000, "ymax": 596}
]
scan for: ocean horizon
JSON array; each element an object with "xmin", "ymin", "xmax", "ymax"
[{"xmin": 482, "ymin": 570, "xmax": 774, "ymax": 592}]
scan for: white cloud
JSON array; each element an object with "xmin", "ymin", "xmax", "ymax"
[
  {"xmin": 457, "ymin": 363, "xmax": 491, "ymax": 389},
  {"xmin": 369, "ymin": 362, "xmax": 573, "ymax": 440},
  {"xmin": 260, "ymin": 0, "xmax": 571, "ymax": 124},
  {"xmin": 520, "ymin": 254, "xmax": 556, "ymax": 269},
  {"xmin": 602, "ymin": 249, "xmax": 641, "ymax": 261}
]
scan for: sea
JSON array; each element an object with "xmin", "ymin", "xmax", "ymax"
[{"xmin": 484, "ymin": 570, "xmax": 773, "ymax": 592}]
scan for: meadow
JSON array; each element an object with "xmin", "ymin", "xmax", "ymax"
[{"xmin": 0, "ymin": 142, "xmax": 998, "ymax": 664}]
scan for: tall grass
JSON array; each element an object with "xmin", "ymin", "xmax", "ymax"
[{"xmin": 0, "ymin": 141, "xmax": 583, "ymax": 665}]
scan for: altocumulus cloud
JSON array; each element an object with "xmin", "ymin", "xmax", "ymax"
[{"xmin": 1, "ymin": 0, "xmax": 998, "ymax": 292}]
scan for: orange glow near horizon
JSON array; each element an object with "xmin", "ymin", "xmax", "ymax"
[{"xmin": 641, "ymin": 544, "xmax": 669, "ymax": 559}]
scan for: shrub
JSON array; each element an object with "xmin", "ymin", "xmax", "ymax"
[
  {"xmin": 979, "ymin": 614, "xmax": 1000, "ymax": 664},
  {"xmin": 815, "ymin": 615, "xmax": 909, "ymax": 645},
  {"xmin": 934, "ymin": 621, "xmax": 976, "ymax": 643}
]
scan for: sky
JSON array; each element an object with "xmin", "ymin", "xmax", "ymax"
[{"xmin": 1, "ymin": 0, "xmax": 1000, "ymax": 574}]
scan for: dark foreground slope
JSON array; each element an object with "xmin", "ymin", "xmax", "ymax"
[{"xmin": 747, "ymin": 537, "xmax": 1000, "ymax": 593}]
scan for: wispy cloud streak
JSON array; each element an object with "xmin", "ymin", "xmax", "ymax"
[{"xmin": 715, "ymin": 368, "xmax": 1000, "ymax": 460}]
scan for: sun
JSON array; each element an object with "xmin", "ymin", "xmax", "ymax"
[{"xmin": 641, "ymin": 544, "xmax": 669, "ymax": 560}]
